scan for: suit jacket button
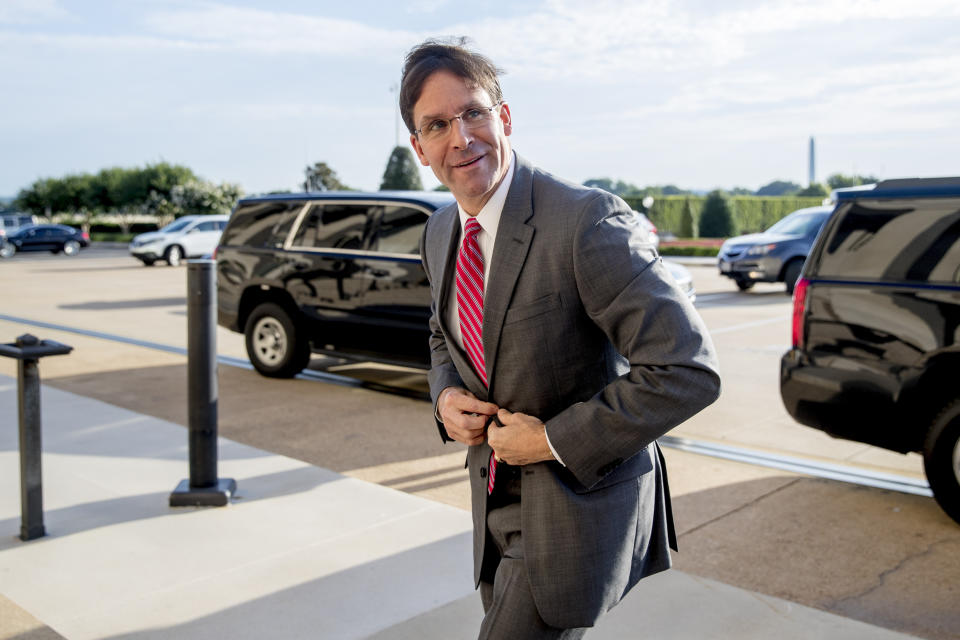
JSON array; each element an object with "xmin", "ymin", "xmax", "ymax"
[{"xmin": 480, "ymin": 467, "xmax": 487, "ymax": 478}]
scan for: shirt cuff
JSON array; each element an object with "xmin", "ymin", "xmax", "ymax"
[{"xmin": 544, "ymin": 428, "xmax": 566, "ymax": 466}]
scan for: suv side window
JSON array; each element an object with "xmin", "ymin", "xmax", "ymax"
[
  {"xmin": 818, "ymin": 198, "xmax": 960, "ymax": 284},
  {"xmin": 373, "ymin": 206, "xmax": 428, "ymax": 255},
  {"xmin": 195, "ymin": 221, "xmax": 218, "ymax": 232},
  {"xmin": 292, "ymin": 203, "xmax": 372, "ymax": 250},
  {"xmin": 222, "ymin": 202, "xmax": 302, "ymax": 248}
]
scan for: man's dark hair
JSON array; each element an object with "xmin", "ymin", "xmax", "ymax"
[{"xmin": 399, "ymin": 37, "xmax": 504, "ymax": 135}]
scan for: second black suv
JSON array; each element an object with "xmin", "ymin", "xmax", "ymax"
[
  {"xmin": 217, "ymin": 191, "xmax": 455, "ymax": 377},
  {"xmin": 780, "ymin": 177, "xmax": 960, "ymax": 524}
]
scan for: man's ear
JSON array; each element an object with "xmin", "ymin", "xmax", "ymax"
[
  {"xmin": 410, "ymin": 134, "xmax": 430, "ymax": 166},
  {"xmin": 499, "ymin": 102, "xmax": 512, "ymax": 137}
]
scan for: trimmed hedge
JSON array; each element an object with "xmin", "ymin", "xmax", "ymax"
[
  {"xmin": 659, "ymin": 245, "xmax": 719, "ymax": 257},
  {"xmin": 90, "ymin": 233, "xmax": 135, "ymax": 243},
  {"xmin": 622, "ymin": 195, "xmax": 824, "ymax": 237}
]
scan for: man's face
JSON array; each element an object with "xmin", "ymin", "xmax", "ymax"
[{"xmin": 410, "ymin": 70, "xmax": 512, "ymax": 215}]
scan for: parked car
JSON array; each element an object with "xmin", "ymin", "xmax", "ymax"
[
  {"xmin": 664, "ymin": 260, "xmax": 695, "ymax": 303},
  {"xmin": 0, "ymin": 224, "xmax": 89, "ymax": 258},
  {"xmin": 217, "ymin": 192, "xmax": 692, "ymax": 379},
  {"xmin": 636, "ymin": 211, "xmax": 660, "ymax": 249},
  {"xmin": 717, "ymin": 205, "xmax": 833, "ymax": 294},
  {"xmin": 0, "ymin": 213, "xmax": 37, "ymax": 239},
  {"xmin": 780, "ymin": 177, "xmax": 960, "ymax": 524},
  {"xmin": 129, "ymin": 214, "xmax": 229, "ymax": 266}
]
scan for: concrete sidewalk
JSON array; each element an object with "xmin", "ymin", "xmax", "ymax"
[{"xmin": 0, "ymin": 376, "xmax": 920, "ymax": 639}]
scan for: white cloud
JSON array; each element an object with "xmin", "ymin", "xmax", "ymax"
[
  {"xmin": 0, "ymin": 0, "xmax": 69, "ymax": 25},
  {"xmin": 143, "ymin": 4, "xmax": 418, "ymax": 56}
]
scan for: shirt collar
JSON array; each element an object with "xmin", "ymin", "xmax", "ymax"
[{"xmin": 457, "ymin": 151, "xmax": 515, "ymax": 238}]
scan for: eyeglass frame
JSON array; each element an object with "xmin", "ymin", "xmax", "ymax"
[{"xmin": 413, "ymin": 101, "xmax": 504, "ymax": 141}]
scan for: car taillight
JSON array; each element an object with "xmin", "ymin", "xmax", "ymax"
[
  {"xmin": 212, "ymin": 245, "xmax": 219, "ymax": 260},
  {"xmin": 81, "ymin": 231, "xmax": 90, "ymax": 241},
  {"xmin": 791, "ymin": 277, "xmax": 810, "ymax": 349}
]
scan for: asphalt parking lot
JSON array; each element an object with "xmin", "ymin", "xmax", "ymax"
[{"xmin": 1, "ymin": 245, "xmax": 958, "ymax": 639}]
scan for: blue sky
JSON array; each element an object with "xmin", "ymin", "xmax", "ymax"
[{"xmin": 3, "ymin": 0, "xmax": 959, "ymax": 197}]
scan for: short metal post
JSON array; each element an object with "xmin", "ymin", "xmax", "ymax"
[
  {"xmin": 170, "ymin": 260, "xmax": 236, "ymax": 506},
  {"xmin": 0, "ymin": 334, "xmax": 73, "ymax": 541},
  {"xmin": 18, "ymin": 358, "xmax": 45, "ymax": 540}
]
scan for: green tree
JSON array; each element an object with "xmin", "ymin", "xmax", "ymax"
[
  {"xmin": 826, "ymin": 173, "xmax": 879, "ymax": 189},
  {"xmin": 303, "ymin": 162, "xmax": 350, "ymax": 191},
  {"xmin": 584, "ymin": 178, "xmax": 615, "ymax": 192},
  {"xmin": 380, "ymin": 146, "xmax": 423, "ymax": 190},
  {"xmin": 679, "ymin": 198, "xmax": 695, "ymax": 238},
  {"xmin": 584, "ymin": 178, "xmax": 644, "ymax": 197},
  {"xmin": 755, "ymin": 180, "xmax": 801, "ymax": 196},
  {"xmin": 171, "ymin": 180, "xmax": 243, "ymax": 216},
  {"xmin": 698, "ymin": 190, "xmax": 738, "ymax": 238},
  {"xmin": 797, "ymin": 183, "xmax": 828, "ymax": 197}
]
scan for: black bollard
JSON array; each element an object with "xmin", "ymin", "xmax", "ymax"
[
  {"xmin": 0, "ymin": 334, "xmax": 72, "ymax": 540},
  {"xmin": 170, "ymin": 260, "xmax": 236, "ymax": 507}
]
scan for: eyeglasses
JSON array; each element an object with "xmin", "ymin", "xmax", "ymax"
[{"xmin": 414, "ymin": 102, "xmax": 502, "ymax": 142}]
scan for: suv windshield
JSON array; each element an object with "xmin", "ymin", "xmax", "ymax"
[
  {"xmin": 160, "ymin": 218, "xmax": 193, "ymax": 233},
  {"xmin": 767, "ymin": 211, "xmax": 829, "ymax": 236}
]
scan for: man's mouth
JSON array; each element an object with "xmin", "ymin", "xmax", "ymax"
[{"xmin": 454, "ymin": 155, "xmax": 484, "ymax": 169}]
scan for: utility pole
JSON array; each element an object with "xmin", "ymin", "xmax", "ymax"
[{"xmin": 389, "ymin": 83, "xmax": 400, "ymax": 148}]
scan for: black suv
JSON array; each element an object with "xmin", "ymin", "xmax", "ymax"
[
  {"xmin": 216, "ymin": 191, "xmax": 455, "ymax": 377},
  {"xmin": 780, "ymin": 177, "xmax": 960, "ymax": 524}
]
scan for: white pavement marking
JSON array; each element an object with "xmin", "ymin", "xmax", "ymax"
[{"xmin": 710, "ymin": 315, "xmax": 790, "ymax": 335}]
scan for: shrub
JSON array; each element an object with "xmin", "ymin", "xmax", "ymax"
[
  {"xmin": 679, "ymin": 198, "xmax": 695, "ymax": 238},
  {"xmin": 699, "ymin": 190, "xmax": 738, "ymax": 238}
]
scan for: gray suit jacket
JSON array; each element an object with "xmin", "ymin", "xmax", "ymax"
[{"xmin": 420, "ymin": 154, "xmax": 721, "ymax": 628}]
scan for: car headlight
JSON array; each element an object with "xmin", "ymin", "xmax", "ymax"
[{"xmin": 746, "ymin": 243, "xmax": 777, "ymax": 256}]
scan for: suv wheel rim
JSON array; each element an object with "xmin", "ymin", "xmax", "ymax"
[
  {"xmin": 252, "ymin": 317, "xmax": 287, "ymax": 365},
  {"xmin": 63, "ymin": 241, "xmax": 79, "ymax": 256},
  {"xmin": 953, "ymin": 436, "xmax": 960, "ymax": 485}
]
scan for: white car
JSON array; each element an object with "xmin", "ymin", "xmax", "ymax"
[{"xmin": 129, "ymin": 215, "xmax": 229, "ymax": 266}]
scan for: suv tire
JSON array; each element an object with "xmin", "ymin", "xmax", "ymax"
[
  {"xmin": 165, "ymin": 245, "xmax": 184, "ymax": 266},
  {"xmin": 923, "ymin": 400, "xmax": 960, "ymax": 522},
  {"xmin": 62, "ymin": 240, "xmax": 81, "ymax": 256},
  {"xmin": 923, "ymin": 399, "xmax": 960, "ymax": 525},
  {"xmin": 735, "ymin": 278, "xmax": 754, "ymax": 291},
  {"xmin": 244, "ymin": 302, "xmax": 311, "ymax": 378},
  {"xmin": 783, "ymin": 259, "xmax": 803, "ymax": 296}
]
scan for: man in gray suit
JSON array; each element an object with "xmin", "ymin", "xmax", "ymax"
[{"xmin": 400, "ymin": 39, "xmax": 721, "ymax": 639}]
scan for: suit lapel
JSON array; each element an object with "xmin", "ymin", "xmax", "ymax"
[{"xmin": 484, "ymin": 156, "xmax": 536, "ymax": 396}]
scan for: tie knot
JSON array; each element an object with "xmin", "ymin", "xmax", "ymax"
[{"xmin": 464, "ymin": 217, "xmax": 482, "ymax": 238}]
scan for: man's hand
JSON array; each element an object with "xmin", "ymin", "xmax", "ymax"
[
  {"xmin": 487, "ymin": 408, "xmax": 556, "ymax": 466},
  {"xmin": 437, "ymin": 387, "xmax": 499, "ymax": 446}
]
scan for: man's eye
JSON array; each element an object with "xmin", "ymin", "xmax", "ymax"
[
  {"xmin": 427, "ymin": 119, "xmax": 448, "ymax": 133},
  {"xmin": 463, "ymin": 108, "xmax": 485, "ymax": 121}
]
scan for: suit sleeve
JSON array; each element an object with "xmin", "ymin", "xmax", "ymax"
[
  {"xmin": 544, "ymin": 192, "xmax": 721, "ymax": 489},
  {"xmin": 421, "ymin": 216, "xmax": 464, "ymax": 443}
]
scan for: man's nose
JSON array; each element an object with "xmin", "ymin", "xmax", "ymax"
[{"xmin": 450, "ymin": 116, "xmax": 473, "ymax": 149}]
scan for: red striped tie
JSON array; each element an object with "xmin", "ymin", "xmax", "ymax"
[{"xmin": 456, "ymin": 217, "xmax": 496, "ymax": 493}]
